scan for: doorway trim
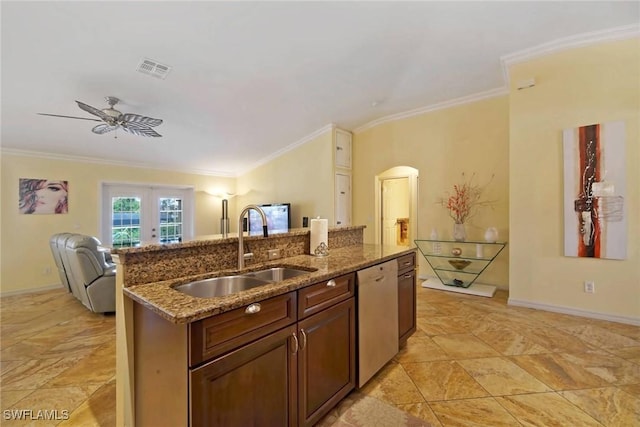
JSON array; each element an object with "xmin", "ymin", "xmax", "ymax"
[{"xmin": 374, "ymin": 166, "xmax": 419, "ymax": 247}]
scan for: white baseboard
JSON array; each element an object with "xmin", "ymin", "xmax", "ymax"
[
  {"xmin": 0, "ymin": 283, "xmax": 65, "ymax": 298},
  {"xmin": 508, "ymin": 298, "xmax": 640, "ymax": 326},
  {"xmin": 418, "ymin": 273, "xmax": 639, "ymax": 326}
]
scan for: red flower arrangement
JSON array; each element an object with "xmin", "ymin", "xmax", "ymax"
[{"xmin": 440, "ymin": 173, "xmax": 494, "ymax": 224}]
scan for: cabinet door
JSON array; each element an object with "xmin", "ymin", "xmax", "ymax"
[
  {"xmin": 335, "ymin": 129, "xmax": 352, "ymax": 169},
  {"xmin": 190, "ymin": 325, "xmax": 297, "ymax": 427},
  {"xmin": 298, "ymin": 298, "xmax": 355, "ymax": 427},
  {"xmin": 398, "ymin": 268, "xmax": 416, "ymax": 346},
  {"xmin": 335, "ymin": 173, "xmax": 352, "ymax": 227}
]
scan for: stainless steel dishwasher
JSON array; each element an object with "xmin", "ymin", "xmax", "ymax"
[{"xmin": 356, "ymin": 259, "xmax": 398, "ymax": 387}]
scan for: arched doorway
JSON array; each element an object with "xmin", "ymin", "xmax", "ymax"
[{"xmin": 374, "ymin": 166, "xmax": 419, "ymax": 247}]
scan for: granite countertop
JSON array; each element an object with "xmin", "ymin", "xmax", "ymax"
[{"xmin": 124, "ymin": 244, "xmax": 416, "ymax": 324}]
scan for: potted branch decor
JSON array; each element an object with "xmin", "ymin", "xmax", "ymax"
[{"xmin": 439, "ymin": 173, "xmax": 495, "ymax": 241}]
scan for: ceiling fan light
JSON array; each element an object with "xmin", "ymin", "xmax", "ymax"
[
  {"xmin": 44, "ymin": 97, "xmax": 162, "ymax": 138},
  {"xmin": 102, "ymin": 108, "xmax": 122, "ymax": 118}
]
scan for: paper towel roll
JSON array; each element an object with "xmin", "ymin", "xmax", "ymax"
[{"xmin": 310, "ymin": 218, "xmax": 328, "ymax": 256}]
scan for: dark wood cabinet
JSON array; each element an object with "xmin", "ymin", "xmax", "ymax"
[
  {"xmin": 189, "ymin": 274, "xmax": 356, "ymax": 427},
  {"xmin": 134, "ymin": 257, "xmax": 412, "ymax": 427},
  {"xmin": 190, "ymin": 324, "xmax": 298, "ymax": 427},
  {"xmin": 298, "ymin": 298, "xmax": 355, "ymax": 427},
  {"xmin": 397, "ymin": 252, "xmax": 416, "ymax": 346}
]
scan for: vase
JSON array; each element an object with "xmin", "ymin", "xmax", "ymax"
[
  {"xmin": 484, "ymin": 227, "xmax": 498, "ymax": 243},
  {"xmin": 453, "ymin": 223, "xmax": 466, "ymax": 242}
]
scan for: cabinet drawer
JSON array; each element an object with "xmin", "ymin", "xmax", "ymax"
[
  {"xmin": 397, "ymin": 252, "xmax": 416, "ymax": 273},
  {"xmin": 298, "ymin": 273, "xmax": 355, "ymax": 319},
  {"xmin": 190, "ymin": 291, "xmax": 297, "ymax": 366}
]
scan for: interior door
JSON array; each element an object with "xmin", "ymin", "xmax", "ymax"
[
  {"xmin": 102, "ymin": 184, "xmax": 193, "ymax": 247},
  {"xmin": 381, "ymin": 177, "xmax": 410, "ymax": 246}
]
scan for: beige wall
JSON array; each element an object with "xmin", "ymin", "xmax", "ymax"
[
  {"xmin": 352, "ymin": 96, "xmax": 511, "ymax": 288},
  {"xmin": 508, "ymin": 38, "xmax": 640, "ymax": 320},
  {"xmin": 0, "ymin": 153, "xmax": 235, "ymax": 294},
  {"xmin": 4, "ymin": 39, "xmax": 638, "ymax": 323},
  {"xmin": 236, "ymin": 129, "xmax": 334, "ymax": 227}
]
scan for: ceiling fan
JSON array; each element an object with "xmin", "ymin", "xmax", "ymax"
[{"xmin": 38, "ymin": 96, "xmax": 163, "ymax": 137}]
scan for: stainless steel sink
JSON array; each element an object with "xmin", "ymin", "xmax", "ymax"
[
  {"xmin": 243, "ymin": 267, "xmax": 313, "ymax": 282},
  {"xmin": 173, "ymin": 266, "xmax": 316, "ymax": 298},
  {"xmin": 173, "ymin": 275, "xmax": 270, "ymax": 298}
]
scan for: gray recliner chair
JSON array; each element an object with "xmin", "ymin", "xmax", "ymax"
[
  {"xmin": 49, "ymin": 233, "xmax": 74, "ymax": 293},
  {"xmin": 51, "ymin": 233, "xmax": 116, "ymax": 313}
]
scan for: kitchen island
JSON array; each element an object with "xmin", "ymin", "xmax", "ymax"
[{"xmin": 113, "ymin": 226, "xmax": 416, "ymax": 426}]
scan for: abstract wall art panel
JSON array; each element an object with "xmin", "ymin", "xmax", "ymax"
[{"xmin": 563, "ymin": 121, "xmax": 626, "ymax": 259}]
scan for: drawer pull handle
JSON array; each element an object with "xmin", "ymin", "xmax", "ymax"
[
  {"xmin": 245, "ymin": 303, "xmax": 261, "ymax": 314},
  {"xmin": 291, "ymin": 333, "xmax": 299, "ymax": 354},
  {"xmin": 300, "ymin": 329, "xmax": 307, "ymax": 350},
  {"xmin": 404, "ymin": 274, "xmax": 413, "ymax": 279},
  {"xmin": 326, "ymin": 279, "xmax": 337, "ymax": 287},
  {"xmin": 403, "ymin": 261, "xmax": 412, "ymax": 266}
]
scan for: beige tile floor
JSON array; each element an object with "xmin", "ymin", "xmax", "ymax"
[
  {"xmin": 1, "ymin": 289, "xmax": 115, "ymax": 426},
  {"xmin": 362, "ymin": 287, "xmax": 640, "ymax": 427},
  {"xmin": 1, "ymin": 286, "xmax": 639, "ymax": 426}
]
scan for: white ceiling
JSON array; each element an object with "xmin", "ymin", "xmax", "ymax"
[{"xmin": 2, "ymin": 1, "xmax": 638, "ymax": 176}]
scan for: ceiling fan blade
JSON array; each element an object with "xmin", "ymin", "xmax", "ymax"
[
  {"xmin": 75, "ymin": 100, "xmax": 111, "ymax": 122},
  {"xmin": 123, "ymin": 113, "xmax": 163, "ymax": 127},
  {"xmin": 92, "ymin": 123, "xmax": 118, "ymax": 135},
  {"xmin": 37, "ymin": 113, "xmax": 102, "ymax": 122},
  {"xmin": 121, "ymin": 121, "xmax": 162, "ymax": 137}
]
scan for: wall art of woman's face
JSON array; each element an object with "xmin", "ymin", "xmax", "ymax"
[{"xmin": 19, "ymin": 178, "xmax": 69, "ymax": 214}]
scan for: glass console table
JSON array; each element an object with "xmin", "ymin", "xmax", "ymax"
[{"xmin": 415, "ymin": 239, "xmax": 506, "ymax": 297}]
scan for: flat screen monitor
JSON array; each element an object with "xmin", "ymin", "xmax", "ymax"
[{"xmin": 248, "ymin": 203, "xmax": 291, "ymax": 235}]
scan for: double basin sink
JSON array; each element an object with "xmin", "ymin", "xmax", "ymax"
[{"xmin": 173, "ymin": 266, "xmax": 315, "ymax": 298}]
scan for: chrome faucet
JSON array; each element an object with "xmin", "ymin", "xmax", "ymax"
[{"xmin": 238, "ymin": 204, "xmax": 269, "ymax": 269}]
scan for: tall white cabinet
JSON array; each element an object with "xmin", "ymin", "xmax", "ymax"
[{"xmin": 334, "ymin": 128, "xmax": 352, "ymax": 227}]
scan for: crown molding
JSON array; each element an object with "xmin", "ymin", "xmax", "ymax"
[
  {"xmin": 238, "ymin": 123, "xmax": 335, "ymax": 176},
  {"xmin": 3, "ymin": 123, "xmax": 338, "ymax": 178},
  {"xmin": 0, "ymin": 147, "xmax": 236, "ymax": 178},
  {"xmin": 353, "ymin": 87, "xmax": 508, "ymax": 134},
  {"xmin": 501, "ymin": 24, "xmax": 640, "ymax": 85}
]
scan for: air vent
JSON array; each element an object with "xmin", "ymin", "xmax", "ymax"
[{"xmin": 137, "ymin": 58, "xmax": 171, "ymax": 79}]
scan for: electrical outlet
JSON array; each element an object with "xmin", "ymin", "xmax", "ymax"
[
  {"xmin": 268, "ymin": 249, "xmax": 281, "ymax": 260},
  {"xmin": 584, "ymin": 281, "xmax": 595, "ymax": 293}
]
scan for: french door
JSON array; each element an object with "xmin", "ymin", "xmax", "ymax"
[{"xmin": 101, "ymin": 184, "xmax": 193, "ymax": 247}]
